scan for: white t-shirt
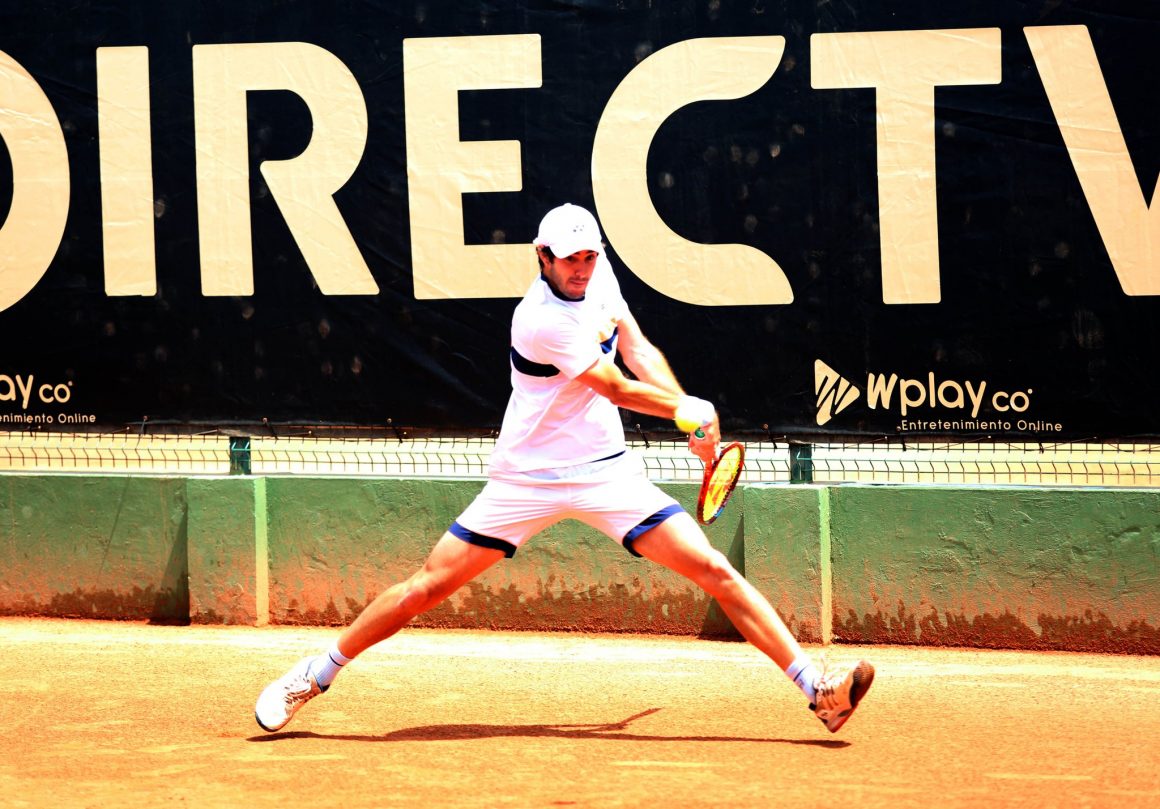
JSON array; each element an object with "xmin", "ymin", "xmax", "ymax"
[{"xmin": 488, "ymin": 254, "xmax": 630, "ymax": 477}]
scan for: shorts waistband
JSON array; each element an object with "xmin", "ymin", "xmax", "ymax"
[{"xmin": 493, "ymin": 449, "xmax": 630, "ymax": 482}]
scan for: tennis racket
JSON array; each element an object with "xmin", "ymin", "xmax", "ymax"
[{"xmin": 695, "ymin": 439, "xmax": 745, "ymax": 525}]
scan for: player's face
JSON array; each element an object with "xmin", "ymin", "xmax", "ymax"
[{"xmin": 542, "ymin": 249, "xmax": 598, "ymax": 300}]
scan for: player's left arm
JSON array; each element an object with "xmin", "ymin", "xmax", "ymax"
[
  {"xmin": 615, "ymin": 312, "xmax": 684, "ymax": 396},
  {"xmin": 613, "ymin": 312, "xmax": 719, "ymax": 458}
]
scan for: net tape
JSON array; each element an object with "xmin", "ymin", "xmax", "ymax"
[{"xmin": 1, "ymin": 431, "xmax": 1158, "ymax": 487}]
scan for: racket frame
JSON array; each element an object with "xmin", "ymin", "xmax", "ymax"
[{"xmin": 696, "ymin": 441, "xmax": 745, "ymax": 525}]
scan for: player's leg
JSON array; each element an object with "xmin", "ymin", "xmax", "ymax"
[
  {"xmin": 337, "ymin": 531, "xmax": 506, "ymax": 657},
  {"xmin": 630, "ymin": 511, "xmax": 802, "ymax": 667},
  {"xmin": 631, "ymin": 512, "xmax": 874, "ymax": 733},
  {"xmin": 255, "ymin": 532, "xmax": 505, "ymax": 732}
]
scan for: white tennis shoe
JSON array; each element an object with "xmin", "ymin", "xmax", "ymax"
[
  {"xmin": 811, "ymin": 659, "xmax": 875, "ymax": 733},
  {"xmin": 255, "ymin": 657, "xmax": 326, "ymax": 732}
]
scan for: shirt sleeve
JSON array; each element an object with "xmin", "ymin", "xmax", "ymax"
[
  {"xmin": 531, "ymin": 315, "xmax": 603, "ymax": 380},
  {"xmin": 597, "ymin": 254, "xmax": 629, "ymax": 323}
]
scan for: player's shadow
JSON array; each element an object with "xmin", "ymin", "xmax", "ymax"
[{"xmin": 248, "ymin": 707, "xmax": 849, "ymax": 748}]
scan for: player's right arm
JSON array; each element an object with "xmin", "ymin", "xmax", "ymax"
[{"xmin": 576, "ymin": 356, "xmax": 720, "ymax": 462}]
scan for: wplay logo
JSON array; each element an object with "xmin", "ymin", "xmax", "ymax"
[
  {"xmin": 814, "ymin": 359, "xmax": 860, "ymax": 426},
  {"xmin": 813, "ymin": 358, "xmax": 1046, "ymax": 430}
]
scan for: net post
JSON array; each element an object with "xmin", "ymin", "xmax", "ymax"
[
  {"xmin": 229, "ymin": 436, "xmax": 252, "ymax": 475},
  {"xmin": 789, "ymin": 441, "xmax": 813, "ymax": 484}
]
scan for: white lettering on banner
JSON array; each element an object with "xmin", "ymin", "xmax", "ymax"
[
  {"xmin": 403, "ymin": 35, "xmax": 542, "ymax": 299},
  {"xmin": 866, "ymin": 372, "xmax": 1031, "ymax": 417},
  {"xmin": 0, "ymin": 27, "xmax": 1155, "ymax": 312},
  {"xmin": 593, "ymin": 36, "xmax": 793, "ymax": 306},
  {"xmin": 192, "ymin": 42, "xmax": 378, "ymax": 297},
  {"xmin": 811, "ymin": 29, "xmax": 1002, "ymax": 304},
  {"xmin": 0, "ymin": 375, "xmax": 72, "ymax": 409},
  {"xmin": 0, "ymin": 51, "xmax": 70, "ymax": 313},
  {"xmin": 98, "ymin": 46, "xmax": 157, "ymax": 297},
  {"xmin": 1025, "ymin": 25, "xmax": 1160, "ymax": 296},
  {"xmin": 0, "ymin": 374, "xmax": 35, "ymax": 409},
  {"xmin": 817, "ymin": 357, "xmax": 1056, "ymax": 429}
]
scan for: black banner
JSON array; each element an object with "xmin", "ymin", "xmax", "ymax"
[{"xmin": 1, "ymin": 1, "xmax": 1159, "ymax": 440}]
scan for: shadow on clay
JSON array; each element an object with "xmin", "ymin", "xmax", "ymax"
[{"xmin": 247, "ymin": 707, "xmax": 849, "ymax": 748}]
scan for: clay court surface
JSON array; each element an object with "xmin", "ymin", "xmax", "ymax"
[{"xmin": 1, "ymin": 618, "xmax": 1157, "ymax": 808}]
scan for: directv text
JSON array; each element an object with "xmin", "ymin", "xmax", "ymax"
[{"xmin": 0, "ymin": 26, "xmax": 1156, "ymax": 312}]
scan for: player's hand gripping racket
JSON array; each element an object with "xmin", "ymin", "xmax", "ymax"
[{"xmin": 694, "ymin": 429, "xmax": 745, "ymax": 525}]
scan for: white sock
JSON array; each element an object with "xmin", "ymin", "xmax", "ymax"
[
  {"xmin": 785, "ymin": 657, "xmax": 820, "ymax": 702},
  {"xmin": 309, "ymin": 643, "xmax": 353, "ymax": 689}
]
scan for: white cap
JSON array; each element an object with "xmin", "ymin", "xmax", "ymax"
[{"xmin": 533, "ymin": 203, "xmax": 603, "ymax": 257}]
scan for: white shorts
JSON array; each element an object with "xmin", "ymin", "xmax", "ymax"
[{"xmin": 449, "ymin": 451, "xmax": 683, "ymax": 558}]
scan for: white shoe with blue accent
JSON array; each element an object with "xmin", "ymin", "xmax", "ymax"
[{"xmin": 255, "ymin": 657, "xmax": 326, "ymax": 732}]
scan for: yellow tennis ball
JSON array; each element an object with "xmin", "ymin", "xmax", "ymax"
[{"xmin": 674, "ymin": 396, "xmax": 714, "ymax": 433}]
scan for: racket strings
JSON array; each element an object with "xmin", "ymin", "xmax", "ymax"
[
  {"xmin": 705, "ymin": 464, "xmax": 737, "ymax": 508},
  {"xmin": 698, "ymin": 445, "xmax": 743, "ymax": 523}
]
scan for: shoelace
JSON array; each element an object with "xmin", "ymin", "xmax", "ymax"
[
  {"xmin": 812, "ymin": 661, "xmax": 842, "ymax": 711},
  {"xmin": 280, "ymin": 673, "xmax": 314, "ymax": 707}
]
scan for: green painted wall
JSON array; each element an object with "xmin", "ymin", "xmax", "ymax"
[
  {"xmin": 261, "ymin": 478, "xmax": 742, "ymax": 637},
  {"xmin": 187, "ymin": 477, "xmax": 261, "ymax": 625},
  {"xmin": 829, "ymin": 486, "xmax": 1160, "ymax": 654},
  {"xmin": 0, "ymin": 475, "xmax": 188, "ymax": 621},
  {"xmin": 742, "ymin": 485, "xmax": 827, "ymax": 643},
  {"xmin": 0, "ymin": 474, "xmax": 1156, "ymax": 654}
]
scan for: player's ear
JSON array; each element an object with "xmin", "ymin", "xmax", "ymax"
[{"xmin": 536, "ymin": 245, "xmax": 557, "ymax": 272}]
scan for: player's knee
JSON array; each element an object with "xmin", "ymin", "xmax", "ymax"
[
  {"xmin": 397, "ymin": 574, "xmax": 448, "ymax": 616},
  {"xmin": 694, "ymin": 550, "xmax": 741, "ymax": 596}
]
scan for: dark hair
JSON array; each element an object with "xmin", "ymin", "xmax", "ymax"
[{"xmin": 536, "ymin": 244, "xmax": 554, "ymax": 271}]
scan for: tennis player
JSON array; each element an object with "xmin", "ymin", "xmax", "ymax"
[{"xmin": 256, "ymin": 203, "xmax": 874, "ymax": 734}]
